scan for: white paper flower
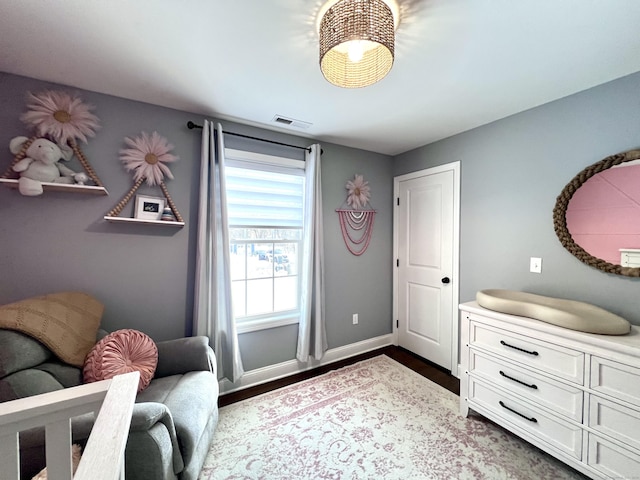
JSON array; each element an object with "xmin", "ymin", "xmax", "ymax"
[
  {"xmin": 346, "ymin": 174, "xmax": 371, "ymax": 209},
  {"xmin": 119, "ymin": 131, "xmax": 178, "ymax": 186},
  {"xmin": 20, "ymin": 90, "xmax": 100, "ymax": 145}
]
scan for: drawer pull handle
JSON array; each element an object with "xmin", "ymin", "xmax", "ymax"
[
  {"xmin": 499, "ymin": 401, "xmax": 538, "ymax": 423},
  {"xmin": 500, "ymin": 340, "xmax": 539, "ymax": 356},
  {"xmin": 499, "ymin": 370, "xmax": 538, "ymax": 389}
]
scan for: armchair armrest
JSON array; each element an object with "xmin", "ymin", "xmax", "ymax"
[
  {"xmin": 155, "ymin": 336, "xmax": 216, "ymax": 378},
  {"xmin": 130, "ymin": 402, "xmax": 184, "ymax": 474},
  {"xmin": 130, "ymin": 402, "xmax": 173, "ymax": 431}
]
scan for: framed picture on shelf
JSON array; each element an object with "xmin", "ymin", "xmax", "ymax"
[{"xmin": 134, "ymin": 195, "xmax": 166, "ymax": 221}]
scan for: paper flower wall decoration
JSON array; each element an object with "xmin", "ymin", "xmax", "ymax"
[
  {"xmin": 336, "ymin": 174, "xmax": 376, "ymax": 256},
  {"xmin": 20, "ymin": 90, "xmax": 100, "ymax": 145},
  {"xmin": 346, "ymin": 174, "xmax": 371, "ymax": 209},
  {"xmin": 106, "ymin": 131, "xmax": 184, "ymax": 223},
  {"xmin": 119, "ymin": 131, "xmax": 178, "ymax": 186}
]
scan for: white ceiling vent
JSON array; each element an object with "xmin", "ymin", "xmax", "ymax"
[{"xmin": 271, "ymin": 115, "xmax": 312, "ymax": 130}]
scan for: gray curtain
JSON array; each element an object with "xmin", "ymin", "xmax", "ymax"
[
  {"xmin": 297, "ymin": 144, "xmax": 327, "ymax": 361},
  {"xmin": 193, "ymin": 120, "xmax": 244, "ymax": 382}
]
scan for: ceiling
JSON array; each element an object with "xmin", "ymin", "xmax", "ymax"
[{"xmin": 1, "ymin": 1, "xmax": 640, "ymax": 156}]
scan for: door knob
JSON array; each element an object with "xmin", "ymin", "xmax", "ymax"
[{"xmin": 441, "ymin": 277, "xmax": 450, "ymax": 284}]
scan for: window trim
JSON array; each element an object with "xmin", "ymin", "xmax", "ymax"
[{"xmin": 236, "ymin": 313, "xmax": 299, "ymax": 334}]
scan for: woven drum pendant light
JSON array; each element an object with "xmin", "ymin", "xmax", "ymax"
[{"xmin": 319, "ymin": 0, "xmax": 395, "ymax": 88}]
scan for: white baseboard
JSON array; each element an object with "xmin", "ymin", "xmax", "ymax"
[{"xmin": 219, "ymin": 334, "xmax": 394, "ymax": 395}]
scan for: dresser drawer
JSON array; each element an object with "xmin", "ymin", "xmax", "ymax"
[
  {"xmin": 590, "ymin": 356, "xmax": 640, "ymax": 407},
  {"xmin": 589, "ymin": 395, "xmax": 640, "ymax": 451},
  {"xmin": 469, "ymin": 350, "xmax": 583, "ymax": 422},
  {"xmin": 587, "ymin": 433, "xmax": 640, "ymax": 479},
  {"xmin": 469, "ymin": 321, "xmax": 584, "ymax": 384},
  {"xmin": 468, "ymin": 378, "xmax": 583, "ymax": 459}
]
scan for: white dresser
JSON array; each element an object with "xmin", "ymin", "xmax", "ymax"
[{"xmin": 459, "ymin": 301, "xmax": 640, "ymax": 480}]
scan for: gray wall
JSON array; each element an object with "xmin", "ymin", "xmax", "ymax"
[
  {"xmin": 395, "ymin": 71, "xmax": 640, "ymax": 325},
  {"xmin": 5, "ymin": 65, "xmax": 636, "ymax": 375},
  {"xmin": 0, "ymin": 72, "xmax": 394, "ymax": 371}
]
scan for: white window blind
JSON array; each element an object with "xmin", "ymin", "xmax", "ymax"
[{"xmin": 225, "ymin": 167, "xmax": 304, "ymax": 228}]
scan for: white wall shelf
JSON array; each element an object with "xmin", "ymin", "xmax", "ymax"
[
  {"xmin": 0, "ymin": 178, "xmax": 108, "ymax": 195},
  {"xmin": 620, "ymin": 248, "xmax": 640, "ymax": 268},
  {"xmin": 103, "ymin": 216, "xmax": 185, "ymax": 228}
]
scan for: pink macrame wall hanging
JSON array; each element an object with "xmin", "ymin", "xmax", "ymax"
[{"xmin": 336, "ymin": 174, "xmax": 376, "ymax": 256}]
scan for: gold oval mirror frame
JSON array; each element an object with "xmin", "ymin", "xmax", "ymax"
[{"xmin": 553, "ymin": 148, "xmax": 640, "ymax": 277}]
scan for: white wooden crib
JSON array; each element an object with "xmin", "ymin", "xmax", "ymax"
[{"xmin": 0, "ymin": 371, "xmax": 139, "ymax": 480}]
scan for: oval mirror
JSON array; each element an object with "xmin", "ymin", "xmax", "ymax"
[{"xmin": 553, "ymin": 149, "xmax": 640, "ymax": 277}]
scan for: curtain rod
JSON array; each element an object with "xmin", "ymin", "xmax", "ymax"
[{"xmin": 187, "ymin": 121, "xmax": 315, "ymax": 153}]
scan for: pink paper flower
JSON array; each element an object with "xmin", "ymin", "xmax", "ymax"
[
  {"xmin": 346, "ymin": 174, "xmax": 371, "ymax": 209},
  {"xmin": 119, "ymin": 131, "xmax": 178, "ymax": 186},
  {"xmin": 20, "ymin": 90, "xmax": 100, "ymax": 145}
]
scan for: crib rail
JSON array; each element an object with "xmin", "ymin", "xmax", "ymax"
[{"xmin": 0, "ymin": 371, "xmax": 139, "ymax": 480}]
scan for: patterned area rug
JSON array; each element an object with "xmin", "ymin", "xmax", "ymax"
[{"xmin": 200, "ymin": 355, "xmax": 585, "ymax": 479}]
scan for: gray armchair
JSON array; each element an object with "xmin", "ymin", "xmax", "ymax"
[{"xmin": 0, "ymin": 329, "xmax": 219, "ymax": 480}]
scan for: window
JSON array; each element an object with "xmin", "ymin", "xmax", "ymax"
[{"xmin": 225, "ymin": 149, "xmax": 306, "ymax": 333}]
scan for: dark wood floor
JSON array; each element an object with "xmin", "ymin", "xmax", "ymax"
[{"xmin": 219, "ymin": 346, "xmax": 460, "ymax": 407}]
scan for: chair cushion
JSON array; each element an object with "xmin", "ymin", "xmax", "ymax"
[
  {"xmin": 0, "ymin": 369, "xmax": 65, "ymax": 402},
  {"xmin": 35, "ymin": 362, "xmax": 83, "ymax": 388},
  {"xmin": 0, "ymin": 329, "xmax": 52, "ymax": 379},
  {"xmin": 83, "ymin": 329, "xmax": 158, "ymax": 392}
]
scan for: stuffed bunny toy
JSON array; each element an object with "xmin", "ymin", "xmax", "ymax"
[{"xmin": 9, "ymin": 136, "xmax": 89, "ymax": 196}]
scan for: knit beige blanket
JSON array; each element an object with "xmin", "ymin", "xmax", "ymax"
[{"xmin": 0, "ymin": 292, "xmax": 103, "ymax": 366}]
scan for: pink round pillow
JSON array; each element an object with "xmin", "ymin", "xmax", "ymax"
[{"xmin": 83, "ymin": 329, "xmax": 158, "ymax": 392}]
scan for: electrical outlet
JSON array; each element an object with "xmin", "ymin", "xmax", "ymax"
[
  {"xmin": 530, "ymin": 257, "xmax": 542, "ymax": 273},
  {"xmin": 352, "ymin": 313, "xmax": 359, "ymax": 325}
]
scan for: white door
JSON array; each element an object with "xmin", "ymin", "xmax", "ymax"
[{"xmin": 394, "ymin": 162, "xmax": 459, "ymax": 372}]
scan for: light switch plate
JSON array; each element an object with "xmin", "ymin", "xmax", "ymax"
[{"xmin": 530, "ymin": 257, "xmax": 542, "ymax": 273}]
